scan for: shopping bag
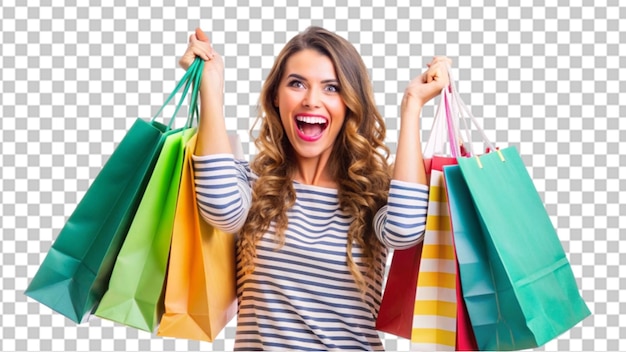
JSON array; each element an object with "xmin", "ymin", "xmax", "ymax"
[
  {"xmin": 454, "ymin": 259, "xmax": 478, "ymax": 351},
  {"xmin": 24, "ymin": 58, "xmax": 204, "ymax": 323},
  {"xmin": 445, "ymin": 163, "xmax": 517, "ymax": 350},
  {"xmin": 376, "ymin": 242, "xmax": 424, "ymax": 338},
  {"xmin": 156, "ymin": 133, "xmax": 238, "ymax": 342},
  {"xmin": 450, "ymin": 148, "xmax": 591, "ymax": 350},
  {"xmin": 439, "ymin": 62, "xmax": 589, "ymax": 349},
  {"xmin": 410, "ymin": 156, "xmax": 458, "ymax": 351},
  {"xmin": 444, "ymin": 165, "xmax": 478, "ymax": 352},
  {"xmin": 94, "ymin": 127, "xmax": 196, "ymax": 331}
]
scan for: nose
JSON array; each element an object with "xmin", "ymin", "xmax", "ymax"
[{"xmin": 302, "ymin": 88, "xmax": 321, "ymax": 108}]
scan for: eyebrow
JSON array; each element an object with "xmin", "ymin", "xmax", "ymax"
[{"xmin": 286, "ymin": 73, "xmax": 339, "ymax": 84}]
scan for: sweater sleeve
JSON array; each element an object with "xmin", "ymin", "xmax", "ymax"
[
  {"xmin": 373, "ymin": 179, "xmax": 429, "ymax": 249},
  {"xmin": 192, "ymin": 153, "xmax": 254, "ymax": 233}
]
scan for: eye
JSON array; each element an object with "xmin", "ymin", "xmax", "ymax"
[
  {"xmin": 288, "ymin": 79, "xmax": 305, "ymax": 89},
  {"xmin": 325, "ymin": 84, "xmax": 340, "ymax": 93}
]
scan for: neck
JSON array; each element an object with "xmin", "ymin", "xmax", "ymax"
[{"xmin": 293, "ymin": 152, "xmax": 337, "ymax": 189}]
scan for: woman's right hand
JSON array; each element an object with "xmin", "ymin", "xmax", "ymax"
[
  {"xmin": 179, "ymin": 27, "xmax": 224, "ymax": 95},
  {"xmin": 181, "ymin": 28, "xmax": 230, "ymax": 155}
]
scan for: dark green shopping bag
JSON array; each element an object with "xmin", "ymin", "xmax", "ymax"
[
  {"xmin": 25, "ymin": 58, "xmax": 204, "ymax": 323},
  {"xmin": 448, "ymin": 147, "xmax": 590, "ymax": 350}
]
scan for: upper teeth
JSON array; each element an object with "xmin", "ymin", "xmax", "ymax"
[{"xmin": 296, "ymin": 116, "xmax": 326, "ymax": 124}]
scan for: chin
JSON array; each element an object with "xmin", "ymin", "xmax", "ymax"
[{"xmin": 292, "ymin": 145, "xmax": 332, "ymax": 161}]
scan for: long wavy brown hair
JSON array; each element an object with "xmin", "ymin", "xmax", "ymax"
[{"xmin": 239, "ymin": 26, "xmax": 391, "ymax": 294}]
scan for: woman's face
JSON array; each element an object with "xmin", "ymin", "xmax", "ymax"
[{"xmin": 274, "ymin": 49, "xmax": 347, "ymax": 162}]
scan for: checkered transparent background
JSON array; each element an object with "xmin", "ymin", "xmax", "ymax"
[{"xmin": 1, "ymin": 0, "xmax": 624, "ymax": 351}]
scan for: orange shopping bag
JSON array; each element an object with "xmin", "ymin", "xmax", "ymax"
[{"xmin": 157, "ymin": 133, "xmax": 237, "ymax": 341}]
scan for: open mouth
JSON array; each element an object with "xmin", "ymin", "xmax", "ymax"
[{"xmin": 295, "ymin": 115, "xmax": 328, "ymax": 138}]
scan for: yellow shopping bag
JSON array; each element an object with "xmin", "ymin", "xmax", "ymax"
[
  {"xmin": 156, "ymin": 133, "xmax": 237, "ymax": 341},
  {"xmin": 411, "ymin": 157, "xmax": 458, "ymax": 351}
]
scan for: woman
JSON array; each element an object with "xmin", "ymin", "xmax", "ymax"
[{"xmin": 179, "ymin": 26, "xmax": 450, "ymax": 351}]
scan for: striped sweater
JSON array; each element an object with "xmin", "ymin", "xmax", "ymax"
[{"xmin": 193, "ymin": 154, "xmax": 428, "ymax": 351}]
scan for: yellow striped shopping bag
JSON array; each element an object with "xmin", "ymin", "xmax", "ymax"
[{"xmin": 411, "ymin": 156, "xmax": 458, "ymax": 351}]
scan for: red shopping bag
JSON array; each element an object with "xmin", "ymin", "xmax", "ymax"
[
  {"xmin": 376, "ymin": 242, "xmax": 424, "ymax": 338},
  {"xmin": 376, "ymin": 156, "xmax": 457, "ymax": 342}
]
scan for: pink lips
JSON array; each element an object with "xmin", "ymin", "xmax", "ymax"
[{"xmin": 294, "ymin": 114, "xmax": 328, "ymax": 142}]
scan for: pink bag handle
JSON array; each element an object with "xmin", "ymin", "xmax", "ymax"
[{"xmin": 444, "ymin": 86, "xmax": 459, "ymax": 158}]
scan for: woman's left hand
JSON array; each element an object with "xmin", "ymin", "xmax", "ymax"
[{"xmin": 402, "ymin": 56, "xmax": 453, "ymax": 112}]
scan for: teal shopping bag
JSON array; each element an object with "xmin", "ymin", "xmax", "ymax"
[
  {"xmin": 449, "ymin": 147, "xmax": 590, "ymax": 350},
  {"xmin": 25, "ymin": 58, "xmax": 204, "ymax": 323},
  {"xmin": 445, "ymin": 164, "xmax": 535, "ymax": 350}
]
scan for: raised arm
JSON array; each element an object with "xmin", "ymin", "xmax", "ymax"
[
  {"xmin": 180, "ymin": 28, "xmax": 252, "ymax": 232},
  {"xmin": 393, "ymin": 56, "xmax": 452, "ymax": 184},
  {"xmin": 375, "ymin": 57, "xmax": 453, "ymax": 249},
  {"xmin": 179, "ymin": 27, "xmax": 232, "ymax": 156}
]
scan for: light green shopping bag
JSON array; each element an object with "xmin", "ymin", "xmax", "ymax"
[
  {"xmin": 455, "ymin": 147, "xmax": 591, "ymax": 350},
  {"xmin": 94, "ymin": 127, "xmax": 196, "ymax": 331}
]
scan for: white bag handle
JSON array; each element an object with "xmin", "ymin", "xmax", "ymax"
[
  {"xmin": 445, "ymin": 64, "xmax": 497, "ymax": 157},
  {"xmin": 423, "ymin": 88, "xmax": 448, "ymax": 158},
  {"xmin": 423, "ymin": 80, "xmax": 464, "ymax": 158}
]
